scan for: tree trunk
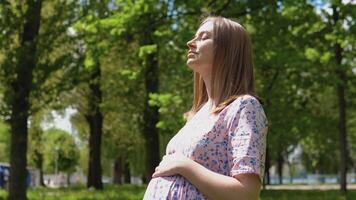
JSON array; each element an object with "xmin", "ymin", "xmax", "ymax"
[
  {"xmin": 124, "ymin": 160, "xmax": 131, "ymax": 184},
  {"xmin": 113, "ymin": 156, "xmax": 122, "ymax": 185},
  {"xmin": 8, "ymin": 1, "xmax": 42, "ymax": 199},
  {"xmin": 86, "ymin": 64, "xmax": 103, "ymax": 190},
  {"xmin": 67, "ymin": 172, "xmax": 71, "ymax": 186},
  {"xmin": 39, "ymin": 167, "xmax": 45, "ymax": 187},
  {"xmin": 336, "ymin": 28, "xmax": 348, "ymax": 193},
  {"xmin": 263, "ymin": 146, "xmax": 271, "ymax": 189},
  {"xmin": 277, "ymin": 153, "xmax": 283, "ymax": 185},
  {"xmin": 139, "ymin": 26, "xmax": 160, "ymax": 183},
  {"xmin": 332, "ymin": 3, "xmax": 348, "ymax": 195},
  {"xmin": 142, "ymin": 45, "xmax": 160, "ymax": 183},
  {"xmin": 35, "ymin": 150, "xmax": 45, "ymax": 187}
]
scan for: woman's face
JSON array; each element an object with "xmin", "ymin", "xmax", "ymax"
[{"xmin": 186, "ymin": 20, "xmax": 214, "ymax": 77}]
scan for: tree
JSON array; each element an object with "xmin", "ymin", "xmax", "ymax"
[
  {"xmin": 331, "ymin": 1, "xmax": 349, "ymax": 194},
  {"xmin": 100, "ymin": 55, "xmax": 146, "ymax": 184},
  {"xmin": 0, "ymin": 0, "xmax": 82, "ymax": 197},
  {"xmin": 96, "ymin": 0, "xmax": 169, "ymax": 182},
  {"xmin": 292, "ymin": 0, "xmax": 355, "ymax": 193},
  {"xmin": 1, "ymin": 1, "xmax": 42, "ymax": 199},
  {"xmin": 70, "ymin": 0, "xmax": 115, "ymax": 189},
  {"xmin": 42, "ymin": 128, "xmax": 79, "ymax": 185}
]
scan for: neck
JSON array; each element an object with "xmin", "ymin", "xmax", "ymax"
[{"xmin": 201, "ymin": 74, "xmax": 217, "ymax": 109}]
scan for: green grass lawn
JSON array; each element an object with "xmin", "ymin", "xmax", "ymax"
[
  {"xmin": 0, "ymin": 184, "xmax": 355, "ymax": 200},
  {"xmin": 260, "ymin": 189, "xmax": 354, "ymax": 200}
]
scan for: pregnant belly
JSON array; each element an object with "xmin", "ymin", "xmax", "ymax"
[
  {"xmin": 143, "ymin": 176, "xmax": 178, "ymax": 199},
  {"xmin": 143, "ymin": 175, "xmax": 206, "ymax": 200}
]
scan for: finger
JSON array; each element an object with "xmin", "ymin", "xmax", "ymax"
[
  {"xmin": 152, "ymin": 170, "xmax": 163, "ymax": 178},
  {"xmin": 152, "ymin": 170, "xmax": 167, "ymax": 178}
]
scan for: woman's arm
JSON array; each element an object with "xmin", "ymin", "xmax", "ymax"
[{"xmin": 152, "ymin": 153, "xmax": 261, "ymax": 200}]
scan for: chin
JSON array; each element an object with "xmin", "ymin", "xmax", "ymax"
[
  {"xmin": 186, "ymin": 62, "xmax": 196, "ymax": 69},
  {"xmin": 187, "ymin": 59, "xmax": 197, "ymax": 66}
]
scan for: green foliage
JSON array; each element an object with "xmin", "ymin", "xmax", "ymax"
[
  {"xmin": 42, "ymin": 128, "xmax": 79, "ymax": 173},
  {"xmin": 0, "ymin": 120, "xmax": 10, "ymax": 162},
  {"xmin": 149, "ymin": 93, "xmax": 184, "ymax": 131},
  {"xmin": 28, "ymin": 112, "xmax": 45, "ymax": 170},
  {"xmin": 1, "ymin": 0, "xmax": 83, "ymax": 114},
  {"xmin": 138, "ymin": 45, "xmax": 157, "ymax": 59},
  {"xmin": 242, "ymin": 0, "xmax": 356, "ymax": 174}
]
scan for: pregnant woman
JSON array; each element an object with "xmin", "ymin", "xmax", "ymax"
[{"xmin": 143, "ymin": 16, "xmax": 268, "ymax": 200}]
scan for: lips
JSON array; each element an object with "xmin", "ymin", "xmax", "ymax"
[{"xmin": 187, "ymin": 51, "xmax": 198, "ymax": 58}]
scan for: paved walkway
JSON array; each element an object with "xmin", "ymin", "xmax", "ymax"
[{"xmin": 264, "ymin": 184, "xmax": 356, "ymax": 190}]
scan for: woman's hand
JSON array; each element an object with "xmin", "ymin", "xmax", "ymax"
[{"xmin": 152, "ymin": 152, "xmax": 191, "ymax": 178}]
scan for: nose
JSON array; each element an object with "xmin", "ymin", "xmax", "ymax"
[{"xmin": 186, "ymin": 38, "xmax": 196, "ymax": 49}]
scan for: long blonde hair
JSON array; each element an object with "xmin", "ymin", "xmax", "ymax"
[{"xmin": 187, "ymin": 16, "xmax": 258, "ymax": 119}]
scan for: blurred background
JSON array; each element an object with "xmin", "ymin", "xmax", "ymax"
[{"xmin": 0, "ymin": 0, "xmax": 355, "ymax": 199}]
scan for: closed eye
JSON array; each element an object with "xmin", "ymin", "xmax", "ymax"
[
  {"xmin": 201, "ymin": 33, "xmax": 209, "ymax": 40},
  {"xmin": 192, "ymin": 31, "xmax": 211, "ymax": 41}
]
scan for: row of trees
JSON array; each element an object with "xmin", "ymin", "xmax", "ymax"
[{"xmin": 0, "ymin": 0, "xmax": 355, "ymax": 199}]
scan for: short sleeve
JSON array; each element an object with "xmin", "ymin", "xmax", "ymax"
[{"xmin": 227, "ymin": 97, "xmax": 268, "ymax": 182}]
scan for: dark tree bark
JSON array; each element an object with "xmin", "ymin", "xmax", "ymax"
[
  {"xmin": 113, "ymin": 156, "xmax": 123, "ymax": 184},
  {"xmin": 85, "ymin": 64, "xmax": 103, "ymax": 190},
  {"xmin": 34, "ymin": 150, "xmax": 45, "ymax": 187},
  {"xmin": 332, "ymin": 3, "xmax": 348, "ymax": 195},
  {"xmin": 263, "ymin": 146, "xmax": 271, "ymax": 189},
  {"xmin": 67, "ymin": 172, "xmax": 71, "ymax": 186},
  {"xmin": 124, "ymin": 160, "xmax": 131, "ymax": 183},
  {"xmin": 277, "ymin": 152, "xmax": 283, "ymax": 185},
  {"xmin": 39, "ymin": 167, "xmax": 45, "ymax": 187},
  {"xmin": 8, "ymin": 1, "xmax": 42, "ymax": 199},
  {"xmin": 113, "ymin": 156, "xmax": 130, "ymax": 184},
  {"xmin": 336, "ymin": 50, "xmax": 347, "ymax": 194},
  {"xmin": 142, "ymin": 43, "xmax": 160, "ymax": 183}
]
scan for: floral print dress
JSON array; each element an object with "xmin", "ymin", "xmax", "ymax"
[{"xmin": 143, "ymin": 95, "xmax": 268, "ymax": 200}]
